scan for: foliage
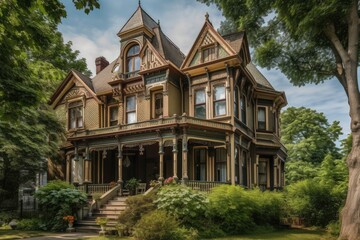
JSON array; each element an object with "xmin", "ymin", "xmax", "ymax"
[
  {"xmin": 281, "ymin": 107, "xmax": 342, "ymax": 164},
  {"xmin": 207, "ymin": 185, "xmax": 284, "ymax": 234},
  {"xmin": 155, "ymin": 185, "xmax": 208, "ymax": 227},
  {"xmin": 0, "ymin": 211, "xmax": 17, "ymax": 225},
  {"xmin": 35, "ymin": 180, "xmax": 87, "ymax": 231},
  {"xmin": 133, "ymin": 210, "xmax": 199, "ymax": 240},
  {"xmin": 285, "ymin": 160, "xmax": 319, "ymax": 184},
  {"xmin": 125, "ymin": 178, "xmax": 140, "ymax": 193},
  {"xmin": 16, "ymin": 218, "xmax": 44, "ymax": 231},
  {"xmin": 0, "ymin": 0, "xmax": 93, "ymax": 209},
  {"xmin": 96, "ymin": 217, "xmax": 108, "ymax": 226},
  {"xmin": 285, "ymin": 180, "xmax": 343, "ymax": 227},
  {"xmin": 118, "ymin": 192, "xmax": 156, "ymax": 232}
]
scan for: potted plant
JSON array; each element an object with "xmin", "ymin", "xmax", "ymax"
[
  {"xmin": 125, "ymin": 178, "xmax": 140, "ymax": 195},
  {"xmin": 96, "ymin": 217, "xmax": 108, "ymax": 231},
  {"xmin": 63, "ymin": 215, "xmax": 75, "ymax": 229},
  {"xmin": 115, "ymin": 223, "xmax": 127, "ymax": 237}
]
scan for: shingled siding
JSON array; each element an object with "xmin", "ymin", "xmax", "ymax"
[{"xmin": 85, "ymin": 99, "xmax": 99, "ymax": 129}]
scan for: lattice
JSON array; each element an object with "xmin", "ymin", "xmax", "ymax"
[{"xmin": 201, "ymin": 32, "xmax": 215, "ymax": 46}]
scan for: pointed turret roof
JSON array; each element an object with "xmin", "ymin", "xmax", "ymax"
[{"xmin": 118, "ymin": 5, "xmax": 158, "ymax": 35}]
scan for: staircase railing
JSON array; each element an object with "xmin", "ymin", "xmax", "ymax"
[{"xmin": 90, "ymin": 185, "xmax": 121, "ymax": 214}]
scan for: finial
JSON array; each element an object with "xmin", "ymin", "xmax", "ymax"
[
  {"xmin": 158, "ymin": 19, "xmax": 160, "ymax": 26},
  {"xmin": 138, "ymin": 0, "xmax": 141, "ymax": 6},
  {"xmin": 205, "ymin": 12, "xmax": 209, "ymax": 21}
]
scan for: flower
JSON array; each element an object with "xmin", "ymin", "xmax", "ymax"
[
  {"xmin": 164, "ymin": 177, "xmax": 175, "ymax": 185},
  {"xmin": 63, "ymin": 215, "xmax": 74, "ymax": 224}
]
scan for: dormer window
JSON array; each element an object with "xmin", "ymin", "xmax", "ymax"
[
  {"xmin": 126, "ymin": 44, "xmax": 140, "ymax": 74},
  {"xmin": 68, "ymin": 101, "xmax": 83, "ymax": 130}
]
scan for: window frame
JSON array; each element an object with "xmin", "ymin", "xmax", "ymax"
[
  {"xmin": 214, "ymin": 147, "xmax": 227, "ymax": 182},
  {"xmin": 213, "ymin": 84, "xmax": 226, "ymax": 117},
  {"xmin": 108, "ymin": 105, "xmax": 119, "ymax": 127},
  {"xmin": 152, "ymin": 90, "xmax": 163, "ymax": 119},
  {"xmin": 240, "ymin": 94, "xmax": 247, "ymax": 124},
  {"xmin": 126, "ymin": 95, "xmax": 137, "ymax": 124},
  {"xmin": 68, "ymin": 100, "xmax": 84, "ymax": 130},
  {"xmin": 234, "ymin": 87, "xmax": 239, "ymax": 119},
  {"xmin": 194, "ymin": 88, "xmax": 206, "ymax": 119},
  {"xmin": 126, "ymin": 44, "xmax": 141, "ymax": 74},
  {"xmin": 257, "ymin": 106, "xmax": 267, "ymax": 130},
  {"xmin": 193, "ymin": 147, "xmax": 207, "ymax": 181}
]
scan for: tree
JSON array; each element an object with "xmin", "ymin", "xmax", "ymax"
[
  {"xmin": 0, "ymin": 0, "xmax": 96, "ymax": 207},
  {"xmin": 198, "ymin": 0, "xmax": 360, "ymax": 238}
]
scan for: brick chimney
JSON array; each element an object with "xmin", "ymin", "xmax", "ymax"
[{"xmin": 95, "ymin": 56, "xmax": 109, "ymax": 74}]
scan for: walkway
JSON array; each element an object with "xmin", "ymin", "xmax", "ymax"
[{"xmin": 23, "ymin": 232, "xmax": 97, "ymax": 240}]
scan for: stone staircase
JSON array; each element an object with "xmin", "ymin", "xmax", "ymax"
[{"xmin": 76, "ymin": 193, "xmax": 128, "ymax": 233}]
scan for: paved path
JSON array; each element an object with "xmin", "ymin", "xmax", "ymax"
[{"xmin": 22, "ymin": 232, "xmax": 98, "ymax": 240}]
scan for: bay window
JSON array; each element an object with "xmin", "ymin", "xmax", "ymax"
[{"xmin": 258, "ymin": 107, "xmax": 266, "ymax": 130}]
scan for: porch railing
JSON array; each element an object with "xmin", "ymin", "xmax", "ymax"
[
  {"xmin": 185, "ymin": 180, "xmax": 229, "ymax": 193},
  {"xmin": 76, "ymin": 184, "xmax": 112, "ymax": 195}
]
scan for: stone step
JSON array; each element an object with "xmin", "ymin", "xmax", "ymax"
[
  {"xmin": 98, "ymin": 209, "xmax": 125, "ymax": 215},
  {"xmin": 107, "ymin": 200, "xmax": 127, "ymax": 205},
  {"xmin": 92, "ymin": 213, "xmax": 120, "ymax": 220},
  {"xmin": 102, "ymin": 205, "xmax": 127, "ymax": 210}
]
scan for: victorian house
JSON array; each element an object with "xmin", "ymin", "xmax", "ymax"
[{"xmin": 49, "ymin": 5, "xmax": 287, "ymax": 192}]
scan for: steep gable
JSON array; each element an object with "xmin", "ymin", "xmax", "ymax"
[
  {"xmin": 181, "ymin": 18, "xmax": 236, "ymax": 70},
  {"xmin": 139, "ymin": 39, "xmax": 168, "ymax": 72}
]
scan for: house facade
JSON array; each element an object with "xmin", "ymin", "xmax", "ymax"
[{"xmin": 49, "ymin": 5, "xmax": 287, "ymax": 192}]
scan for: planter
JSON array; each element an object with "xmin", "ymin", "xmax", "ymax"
[{"xmin": 68, "ymin": 223, "xmax": 74, "ymax": 228}]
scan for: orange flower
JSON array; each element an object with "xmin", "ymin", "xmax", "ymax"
[{"xmin": 63, "ymin": 215, "xmax": 75, "ymax": 224}]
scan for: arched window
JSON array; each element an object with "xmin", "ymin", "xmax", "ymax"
[{"xmin": 126, "ymin": 44, "xmax": 140, "ymax": 74}]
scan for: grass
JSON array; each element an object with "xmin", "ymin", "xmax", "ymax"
[
  {"xmin": 77, "ymin": 228, "xmax": 336, "ymax": 240},
  {"xmin": 211, "ymin": 228, "xmax": 336, "ymax": 240},
  {"xmin": 0, "ymin": 229, "xmax": 50, "ymax": 239}
]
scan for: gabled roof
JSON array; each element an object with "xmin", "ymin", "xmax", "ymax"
[
  {"xmin": 152, "ymin": 27, "xmax": 185, "ymax": 67},
  {"xmin": 49, "ymin": 70, "xmax": 99, "ymax": 106},
  {"xmin": 246, "ymin": 63, "xmax": 274, "ymax": 90},
  {"xmin": 118, "ymin": 5, "xmax": 158, "ymax": 35},
  {"xmin": 181, "ymin": 18, "xmax": 237, "ymax": 69}
]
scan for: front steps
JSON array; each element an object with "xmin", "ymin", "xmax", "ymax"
[{"xmin": 76, "ymin": 194, "xmax": 128, "ymax": 233}]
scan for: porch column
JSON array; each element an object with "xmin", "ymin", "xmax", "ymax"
[
  {"xmin": 230, "ymin": 134, "xmax": 235, "ymax": 185},
  {"xmin": 66, "ymin": 154, "xmax": 71, "ymax": 183},
  {"xmin": 226, "ymin": 135, "xmax": 231, "ymax": 182},
  {"xmin": 158, "ymin": 140, "xmax": 164, "ymax": 181},
  {"xmin": 182, "ymin": 128, "xmax": 188, "ymax": 180},
  {"xmin": 84, "ymin": 146, "xmax": 91, "ymax": 183},
  {"xmin": 73, "ymin": 145, "xmax": 79, "ymax": 183},
  {"xmin": 117, "ymin": 143, "xmax": 123, "ymax": 185},
  {"xmin": 273, "ymin": 157, "xmax": 278, "ymax": 189},
  {"xmin": 254, "ymin": 155, "xmax": 259, "ymax": 186},
  {"xmin": 173, "ymin": 137, "xmax": 178, "ymax": 180}
]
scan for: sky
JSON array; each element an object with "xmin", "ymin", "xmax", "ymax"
[{"xmin": 58, "ymin": 0, "xmax": 350, "ymax": 142}]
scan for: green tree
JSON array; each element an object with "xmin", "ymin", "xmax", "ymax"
[
  {"xmin": 281, "ymin": 107, "xmax": 342, "ymax": 163},
  {"xmin": 198, "ymin": 1, "xmax": 359, "ymax": 237},
  {"xmin": 0, "ymin": 0, "xmax": 96, "ymax": 207}
]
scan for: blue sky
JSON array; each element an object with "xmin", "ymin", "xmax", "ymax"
[{"xmin": 59, "ymin": 0, "xmax": 350, "ymax": 142}]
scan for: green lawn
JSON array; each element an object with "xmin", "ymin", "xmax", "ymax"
[
  {"xmin": 0, "ymin": 229, "xmax": 49, "ymax": 239},
  {"xmin": 78, "ymin": 228, "xmax": 335, "ymax": 240},
  {"xmin": 211, "ymin": 228, "xmax": 335, "ymax": 240}
]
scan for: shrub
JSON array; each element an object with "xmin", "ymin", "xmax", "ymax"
[
  {"xmin": 118, "ymin": 191, "xmax": 156, "ymax": 232},
  {"xmin": 285, "ymin": 179, "xmax": 343, "ymax": 227},
  {"xmin": 327, "ymin": 220, "xmax": 340, "ymax": 236},
  {"xmin": 0, "ymin": 211, "xmax": 17, "ymax": 224},
  {"xmin": 208, "ymin": 185, "xmax": 256, "ymax": 234},
  {"xmin": 35, "ymin": 180, "xmax": 87, "ymax": 231},
  {"xmin": 133, "ymin": 210, "xmax": 198, "ymax": 240},
  {"xmin": 16, "ymin": 218, "xmax": 44, "ymax": 231},
  {"xmin": 247, "ymin": 188, "xmax": 284, "ymax": 226},
  {"xmin": 155, "ymin": 185, "xmax": 208, "ymax": 227}
]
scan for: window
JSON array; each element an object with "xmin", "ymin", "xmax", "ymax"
[
  {"xmin": 194, "ymin": 148, "xmax": 207, "ymax": 181},
  {"xmin": 234, "ymin": 88, "xmax": 239, "ymax": 119},
  {"xmin": 235, "ymin": 148, "xmax": 239, "ymax": 184},
  {"xmin": 153, "ymin": 92, "xmax": 163, "ymax": 118},
  {"xmin": 203, "ymin": 46, "xmax": 216, "ymax": 62},
  {"xmin": 215, "ymin": 148, "xmax": 227, "ymax": 182},
  {"xmin": 258, "ymin": 160, "xmax": 267, "ymax": 187},
  {"xmin": 214, "ymin": 85, "xmax": 226, "ymax": 117},
  {"xmin": 109, "ymin": 106, "xmax": 118, "ymax": 126},
  {"xmin": 126, "ymin": 44, "xmax": 140, "ymax": 73},
  {"xmin": 194, "ymin": 89, "xmax": 206, "ymax": 119},
  {"xmin": 258, "ymin": 107, "xmax": 266, "ymax": 130},
  {"xmin": 68, "ymin": 101, "xmax": 83, "ymax": 129},
  {"xmin": 241, "ymin": 95, "xmax": 246, "ymax": 124},
  {"xmin": 126, "ymin": 96, "xmax": 136, "ymax": 124}
]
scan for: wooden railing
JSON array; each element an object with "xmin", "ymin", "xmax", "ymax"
[
  {"xmin": 76, "ymin": 184, "xmax": 112, "ymax": 195},
  {"xmin": 185, "ymin": 180, "xmax": 229, "ymax": 193}
]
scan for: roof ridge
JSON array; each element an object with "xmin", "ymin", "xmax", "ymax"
[
  {"xmin": 140, "ymin": 5, "xmax": 159, "ymax": 29},
  {"xmin": 221, "ymin": 31, "xmax": 245, "ymax": 38},
  {"xmin": 159, "ymin": 28, "xmax": 185, "ymax": 57}
]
